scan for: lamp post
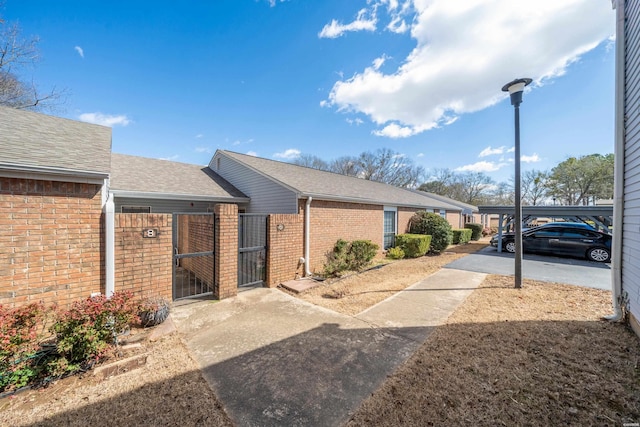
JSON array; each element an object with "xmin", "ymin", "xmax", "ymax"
[{"xmin": 502, "ymin": 77, "xmax": 532, "ymax": 289}]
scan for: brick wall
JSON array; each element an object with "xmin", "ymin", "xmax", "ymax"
[
  {"xmin": 266, "ymin": 214, "xmax": 303, "ymax": 287},
  {"xmin": 114, "ymin": 214, "xmax": 172, "ymax": 301},
  {"xmin": 214, "ymin": 204, "xmax": 238, "ymax": 299},
  {"xmin": 0, "ymin": 178, "xmax": 103, "ymax": 308},
  {"xmin": 398, "ymin": 207, "xmax": 417, "ymax": 234},
  {"xmin": 446, "ymin": 211, "xmax": 462, "ymax": 228},
  {"xmin": 299, "ymin": 200, "xmax": 384, "ymax": 274}
]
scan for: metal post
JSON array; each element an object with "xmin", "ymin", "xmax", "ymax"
[
  {"xmin": 502, "ymin": 78, "xmax": 531, "ymax": 289},
  {"xmin": 513, "ymin": 102, "xmax": 523, "ymax": 289}
]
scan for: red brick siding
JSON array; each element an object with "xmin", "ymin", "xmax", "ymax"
[
  {"xmin": 0, "ymin": 178, "xmax": 103, "ymax": 308},
  {"xmin": 266, "ymin": 214, "xmax": 304, "ymax": 287},
  {"xmin": 114, "ymin": 214, "xmax": 172, "ymax": 301},
  {"xmin": 214, "ymin": 204, "xmax": 238, "ymax": 299},
  {"xmin": 446, "ymin": 211, "xmax": 462, "ymax": 228},
  {"xmin": 398, "ymin": 207, "xmax": 417, "ymax": 234},
  {"xmin": 298, "ymin": 200, "xmax": 383, "ymax": 273}
]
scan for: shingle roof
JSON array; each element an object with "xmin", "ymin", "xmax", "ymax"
[
  {"xmin": 0, "ymin": 106, "xmax": 111, "ymax": 175},
  {"xmin": 412, "ymin": 190, "xmax": 478, "ymax": 213},
  {"xmin": 111, "ymin": 153, "xmax": 247, "ymax": 200},
  {"xmin": 218, "ymin": 150, "xmax": 462, "ymax": 210}
]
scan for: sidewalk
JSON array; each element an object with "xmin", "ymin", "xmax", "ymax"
[{"xmin": 171, "ymin": 268, "xmax": 486, "ymax": 427}]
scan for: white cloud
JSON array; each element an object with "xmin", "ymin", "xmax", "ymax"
[
  {"xmin": 78, "ymin": 112, "xmax": 131, "ymax": 127},
  {"xmin": 372, "ymin": 122, "xmax": 422, "ymax": 138},
  {"xmin": 195, "ymin": 133, "xmax": 204, "ymax": 139},
  {"xmin": 455, "ymin": 161, "xmax": 507, "ymax": 173},
  {"xmin": 507, "ymin": 147, "xmax": 515, "ymax": 153},
  {"xmin": 324, "ymin": 0, "xmax": 614, "ymax": 138},
  {"xmin": 479, "ymin": 146, "xmax": 506, "ymax": 157},
  {"xmin": 246, "ymin": 151, "xmax": 258, "ymax": 157},
  {"xmin": 74, "ymin": 46, "xmax": 84, "ymax": 58},
  {"xmin": 346, "ymin": 117, "xmax": 364, "ymax": 125},
  {"xmin": 159, "ymin": 155, "xmax": 179, "ymax": 161},
  {"xmin": 417, "ymin": 152, "xmax": 424, "ymax": 157},
  {"xmin": 273, "ymin": 148, "xmax": 301, "ymax": 159},
  {"xmin": 267, "ymin": 0, "xmax": 288, "ymax": 7},
  {"xmin": 521, "ymin": 153, "xmax": 541, "ymax": 163},
  {"xmin": 319, "ymin": 8, "xmax": 377, "ymax": 39},
  {"xmin": 195, "ymin": 147, "xmax": 212, "ymax": 154}
]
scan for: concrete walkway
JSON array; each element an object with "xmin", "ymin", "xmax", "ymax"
[{"xmin": 171, "ymin": 268, "xmax": 486, "ymax": 427}]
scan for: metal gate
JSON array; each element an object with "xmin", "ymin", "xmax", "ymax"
[
  {"xmin": 173, "ymin": 213, "xmax": 215, "ymax": 300},
  {"xmin": 238, "ymin": 214, "xmax": 267, "ymax": 287}
]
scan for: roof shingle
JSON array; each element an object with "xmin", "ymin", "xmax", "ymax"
[
  {"xmin": 111, "ymin": 153, "xmax": 247, "ymax": 200},
  {"xmin": 0, "ymin": 106, "xmax": 112, "ymax": 175},
  {"xmin": 218, "ymin": 150, "xmax": 461, "ymax": 210}
]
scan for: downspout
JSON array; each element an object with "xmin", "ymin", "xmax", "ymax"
[
  {"xmin": 304, "ymin": 196, "xmax": 312, "ymax": 277},
  {"xmin": 606, "ymin": 0, "xmax": 625, "ymax": 321},
  {"xmin": 105, "ymin": 190, "xmax": 115, "ymax": 297}
]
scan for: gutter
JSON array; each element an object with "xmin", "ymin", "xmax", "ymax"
[
  {"xmin": 304, "ymin": 197, "xmax": 312, "ymax": 277},
  {"xmin": 607, "ymin": 0, "xmax": 625, "ymax": 321},
  {"xmin": 105, "ymin": 187, "xmax": 116, "ymax": 298},
  {"xmin": 111, "ymin": 189, "xmax": 250, "ymax": 203},
  {"xmin": 0, "ymin": 164, "xmax": 109, "ymax": 184}
]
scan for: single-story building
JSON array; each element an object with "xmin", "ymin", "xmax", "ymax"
[
  {"xmin": 1, "ymin": 106, "xmax": 473, "ymax": 307},
  {"xmin": 210, "ymin": 150, "xmax": 464, "ymax": 273}
]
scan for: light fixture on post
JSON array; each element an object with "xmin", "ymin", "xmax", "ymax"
[{"xmin": 502, "ymin": 77, "xmax": 532, "ymax": 289}]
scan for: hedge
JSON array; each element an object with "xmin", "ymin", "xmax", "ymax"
[
  {"xmin": 464, "ymin": 223, "xmax": 483, "ymax": 241},
  {"xmin": 408, "ymin": 211, "xmax": 452, "ymax": 254},
  {"xmin": 452, "ymin": 228, "xmax": 473, "ymax": 244},
  {"xmin": 395, "ymin": 234, "xmax": 432, "ymax": 258}
]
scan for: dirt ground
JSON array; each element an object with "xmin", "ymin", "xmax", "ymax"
[
  {"xmin": 292, "ymin": 241, "xmax": 486, "ymax": 315},
  {"xmin": 3, "ymin": 240, "xmax": 639, "ymax": 426},
  {"xmin": 0, "ymin": 332, "xmax": 233, "ymax": 427},
  {"xmin": 346, "ymin": 275, "xmax": 640, "ymax": 426}
]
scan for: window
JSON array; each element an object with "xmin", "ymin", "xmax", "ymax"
[
  {"xmin": 383, "ymin": 207, "xmax": 397, "ymax": 249},
  {"xmin": 121, "ymin": 206, "xmax": 151, "ymax": 213},
  {"xmin": 439, "ymin": 210, "xmax": 447, "ymax": 219}
]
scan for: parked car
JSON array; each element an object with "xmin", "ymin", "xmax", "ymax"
[{"xmin": 490, "ymin": 222, "xmax": 612, "ymax": 262}]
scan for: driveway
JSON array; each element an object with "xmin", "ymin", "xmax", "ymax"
[{"xmin": 444, "ymin": 245, "xmax": 611, "ymax": 290}]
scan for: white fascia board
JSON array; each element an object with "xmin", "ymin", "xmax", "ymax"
[{"xmin": 111, "ymin": 189, "xmax": 250, "ymax": 203}]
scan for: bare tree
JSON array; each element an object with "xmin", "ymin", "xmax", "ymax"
[
  {"xmin": 329, "ymin": 156, "xmax": 360, "ymax": 176},
  {"xmin": 0, "ymin": 14, "xmax": 66, "ymax": 110},
  {"xmin": 520, "ymin": 170, "xmax": 549, "ymax": 206},
  {"xmin": 292, "ymin": 154, "xmax": 330, "ymax": 171},
  {"xmin": 290, "ymin": 148, "xmax": 424, "ymax": 188},
  {"xmin": 356, "ymin": 148, "xmax": 424, "ymax": 188}
]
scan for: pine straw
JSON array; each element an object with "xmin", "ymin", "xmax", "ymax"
[
  {"xmin": 347, "ymin": 276, "xmax": 640, "ymax": 426},
  {"xmin": 0, "ymin": 333, "xmax": 233, "ymax": 427},
  {"xmin": 294, "ymin": 241, "xmax": 488, "ymax": 316}
]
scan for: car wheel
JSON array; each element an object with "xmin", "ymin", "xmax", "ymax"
[
  {"xmin": 504, "ymin": 241, "xmax": 516, "ymax": 253},
  {"xmin": 586, "ymin": 247, "xmax": 610, "ymax": 263}
]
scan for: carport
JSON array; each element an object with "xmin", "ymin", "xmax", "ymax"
[{"xmin": 478, "ymin": 205, "xmax": 613, "ymax": 252}]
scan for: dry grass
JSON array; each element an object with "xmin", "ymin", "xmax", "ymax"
[
  {"xmin": 347, "ymin": 276, "xmax": 640, "ymax": 426},
  {"xmin": 0, "ymin": 333, "xmax": 233, "ymax": 427},
  {"xmin": 295, "ymin": 241, "xmax": 487, "ymax": 315}
]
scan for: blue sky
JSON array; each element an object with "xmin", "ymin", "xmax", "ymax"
[{"xmin": 5, "ymin": 0, "xmax": 616, "ymax": 184}]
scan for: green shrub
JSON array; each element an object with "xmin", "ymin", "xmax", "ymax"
[
  {"xmin": 323, "ymin": 239, "xmax": 379, "ymax": 277},
  {"xmin": 464, "ymin": 223, "xmax": 483, "ymax": 241},
  {"xmin": 395, "ymin": 234, "xmax": 431, "ymax": 258},
  {"xmin": 408, "ymin": 211, "xmax": 453, "ymax": 254},
  {"xmin": 386, "ymin": 246, "xmax": 405, "ymax": 260},
  {"xmin": 452, "ymin": 228, "xmax": 473, "ymax": 244},
  {"xmin": 349, "ymin": 240, "xmax": 379, "ymax": 270}
]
